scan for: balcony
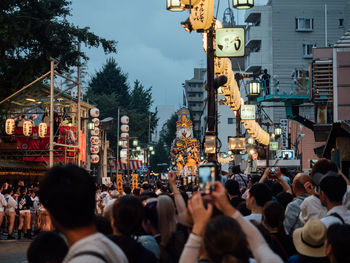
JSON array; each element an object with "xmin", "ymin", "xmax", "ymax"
[{"xmin": 245, "ymin": 12, "xmax": 261, "ymax": 25}]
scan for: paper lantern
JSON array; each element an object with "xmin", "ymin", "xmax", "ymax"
[
  {"xmin": 92, "ymin": 118, "xmax": 100, "ymax": 127},
  {"xmin": 90, "ymin": 136, "xmax": 99, "ymax": 145},
  {"xmin": 190, "ymin": 0, "xmax": 215, "ymax": 31},
  {"xmin": 121, "ymin": 157, "xmax": 128, "ymax": 164},
  {"xmin": 91, "ymin": 154, "xmax": 100, "ymax": 164},
  {"xmin": 90, "ymin": 127, "xmax": 100, "ymax": 136},
  {"xmin": 233, "ymin": 0, "xmax": 254, "ymax": 9},
  {"xmin": 90, "ymin": 108, "xmax": 100, "ymax": 118},
  {"xmin": 90, "ymin": 145, "xmax": 99, "ymax": 154},
  {"xmin": 121, "ymin": 115, "xmax": 129, "ymax": 124},
  {"xmin": 5, "ymin": 119, "xmax": 15, "ymax": 135},
  {"xmin": 23, "ymin": 121, "xmax": 33, "ymax": 136},
  {"xmin": 120, "ymin": 133, "xmax": 129, "ymax": 141},
  {"xmin": 120, "ymin": 149, "xmax": 128, "ymax": 158},
  {"xmin": 121, "ymin": 125, "xmax": 129, "ymax": 133},
  {"xmin": 38, "ymin": 123, "xmax": 47, "ymax": 138}
]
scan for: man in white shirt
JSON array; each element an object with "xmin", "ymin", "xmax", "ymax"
[
  {"xmin": 318, "ymin": 172, "xmax": 350, "ymax": 227},
  {"xmin": 39, "ymin": 165, "xmax": 128, "ymax": 263},
  {"xmin": 245, "ymin": 183, "xmax": 272, "ymax": 222}
]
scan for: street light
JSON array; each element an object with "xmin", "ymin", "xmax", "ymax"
[
  {"xmin": 133, "ymin": 139, "xmax": 138, "ymax": 147},
  {"xmin": 274, "ymin": 127, "xmax": 282, "ymax": 136},
  {"xmin": 249, "ymin": 80, "xmax": 261, "ymax": 96},
  {"xmin": 232, "ymin": 0, "xmax": 254, "ymax": 9},
  {"xmin": 247, "ymin": 137, "xmax": 255, "ymax": 145},
  {"xmin": 151, "ymin": 150, "xmax": 155, "ymax": 155},
  {"xmin": 148, "ymin": 145, "xmax": 154, "ymax": 151},
  {"xmin": 87, "ymin": 122, "xmax": 95, "ymax": 130},
  {"xmin": 166, "ymin": 0, "xmax": 185, "ymax": 11},
  {"xmin": 136, "ymin": 146, "xmax": 141, "ymax": 151}
]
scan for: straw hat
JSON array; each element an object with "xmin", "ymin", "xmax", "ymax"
[{"xmin": 293, "ymin": 217, "xmax": 327, "ymax": 258}]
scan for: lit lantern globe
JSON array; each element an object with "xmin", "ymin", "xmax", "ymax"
[
  {"xmin": 92, "ymin": 118, "xmax": 100, "ymax": 127},
  {"xmin": 90, "ymin": 136, "xmax": 99, "ymax": 145},
  {"xmin": 5, "ymin": 119, "xmax": 15, "ymax": 135},
  {"xmin": 91, "ymin": 154, "xmax": 100, "ymax": 164},
  {"xmin": 23, "ymin": 121, "xmax": 33, "ymax": 136},
  {"xmin": 38, "ymin": 123, "xmax": 48, "ymax": 138},
  {"xmin": 121, "ymin": 125, "xmax": 129, "ymax": 133},
  {"xmin": 121, "ymin": 116, "xmax": 129, "ymax": 124},
  {"xmin": 120, "ymin": 133, "xmax": 129, "ymax": 141},
  {"xmin": 90, "ymin": 145, "xmax": 99, "ymax": 154},
  {"xmin": 90, "ymin": 108, "xmax": 100, "ymax": 118}
]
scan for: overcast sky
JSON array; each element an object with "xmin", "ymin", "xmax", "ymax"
[{"xmin": 68, "ymin": 0, "xmax": 268, "ymax": 110}]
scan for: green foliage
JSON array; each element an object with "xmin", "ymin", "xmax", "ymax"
[
  {"xmin": 160, "ymin": 112, "xmax": 178, "ymax": 153},
  {"xmin": 86, "ymin": 58, "xmax": 158, "ymax": 153},
  {"xmin": 150, "ymin": 139, "xmax": 169, "ymax": 173},
  {"xmin": 0, "ymin": 0, "xmax": 117, "ymax": 99}
]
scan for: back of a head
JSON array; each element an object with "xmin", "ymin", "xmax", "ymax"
[
  {"xmin": 311, "ymin": 159, "xmax": 338, "ymax": 178},
  {"xmin": 225, "ymin": 179, "xmax": 241, "ymax": 196},
  {"xmin": 123, "ymin": 185, "xmax": 131, "ymax": 195},
  {"xmin": 112, "ymin": 195, "xmax": 144, "ymax": 236},
  {"xmin": 39, "ymin": 165, "xmax": 96, "ymax": 229},
  {"xmin": 263, "ymin": 201, "xmax": 285, "ymax": 231},
  {"xmin": 319, "ymin": 172, "xmax": 347, "ymax": 203},
  {"xmin": 143, "ymin": 199, "xmax": 159, "ymax": 230},
  {"xmin": 204, "ymin": 215, "xmax": 250, "ymax": 263},
  {"xmin": 157, "ymin": 195, "xmax": 176, "ymax": 246},
  {"xmin": 27, "ymin": 232, "xmax": 68, "ymax": 263},
  {"xmin": 231, "ymin": 165, "xmax": 241, "ymax": 175},
  {"xmin": 276, "ymin": 192, "xmax": 294, "ymax": 209},
  {"xmin": 327, "ymin": 224, "xmax": 350, "ymax": 263},
  {"xmin": 249, "ymin": 183, "xmax": 272, "ymax": 207},
  {"xmin": 293, "ymin": 174, "xmax": 310, "ymax": 194}
]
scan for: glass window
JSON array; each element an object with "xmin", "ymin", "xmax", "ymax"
[
  {"xmin": 227, "ymin": 118, "xmax": 234, "ymax": 124},
  {"xmin": 296, "ymin": 18, "xmax": 313, "ymax": 31},
  {"xmin": 303, "ymin": 43, "xmax": 314, "ymax": 58}
]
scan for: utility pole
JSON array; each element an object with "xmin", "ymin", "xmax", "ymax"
[
  {"xmin": 116, "ymin": 108, "xmax": 120, "ymax": 179},
  {"xmin": 49, "ymin": 59, "xmax": 55, "ymax": 167},
  {"xmin": 77, "ymin": 42, "xmax": 81, "ymax": 166}
]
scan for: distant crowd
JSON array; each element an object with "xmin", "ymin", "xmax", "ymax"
[{"xmin": 1, "ymin": 158, "xmax": 350, "ymax": 263}]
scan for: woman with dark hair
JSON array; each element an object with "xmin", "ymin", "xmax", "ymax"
[
  {"xmin": 263, "ymin": 201, "xmax": 295, "ymax": 262},
  {"xmin": 110, "ymin": 195, "xmax": 158, "ymax": 263}
]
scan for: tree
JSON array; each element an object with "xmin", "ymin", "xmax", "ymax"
[
  {"xmin": 150, "ymin": 138, "xmax": 169, "ymax": 173},
  {"xmin": 0, "ymin": 0, "xmax": 117, "ymax": 99},
  {"xmin": 86, "ymin": 59, "xmax": 158, "ymax": 153},
  {"xmin": 160, "ymin": 112, "xmax": 178, "ymax": 153}
]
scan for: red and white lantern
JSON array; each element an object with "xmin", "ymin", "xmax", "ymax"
[
  {"xmin": 90, "ymin": 136, "xmax": 99, "ymax": 145},
  {"xmin": 90, "ymin": 108, "xmax": 100, "ymax": 118},
  {"xmin": 92, "ymin": 118, "xmax": 100, "ymax": 127},
  {"xmin": 5, "ymin": 119, "xmax": 15, "ymax": 135},
  {"xmin": 90, "ymin": 145, "xmax": 99, "ymax": 154},
  {"xmin": 91, "ymin": 154, "xmax": 100, "ymax": 163},
  {"xmin": 90, "ymin": 127, "xmax": 100, "ymax": 136},
  {"xmin": 23, "ymin": 121, "xmax": 33, "ymax": 136},
  {"xmin": 38, "ymin": 123, "xmax": 47, "ymax": 138}
]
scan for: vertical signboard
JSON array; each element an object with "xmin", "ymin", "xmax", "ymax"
[{"xmin": 280, "ymin": 119, "xmax": 289, "ymax": 149}]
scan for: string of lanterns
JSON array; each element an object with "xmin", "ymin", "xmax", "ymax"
[
  {"xmin": 120, "ymin": 115, "xmax": 129, "ymax": 165},
  {"xmin": 90, "ymin": 108, "xmax": 100, "ymax": 164}
]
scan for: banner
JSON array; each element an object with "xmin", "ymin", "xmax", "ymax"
[
  {"xmin": 80, "ymin": 131, "xmax": 86, "ymax": 163},
  {"xmin": 280, "ymin": 119, "xmax": 289, "ymax": 149}
]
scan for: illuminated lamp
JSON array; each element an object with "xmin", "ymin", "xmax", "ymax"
[
  {"xmin": 23, "ymin": 121, "xmax": 33, "ymax": 136},
  {"xmin": 249, "ymin": 79, "xmax": 261, "ymax": 96},
  {"xmin": 189, "ymin": 0, "xmax": 215, "ymax": 31},
  {"xmin": 38, "ymin": 123, "xmax": 47, "ymax": 138},
  {"xmin": 5, "ymin": 119, "xmax": 15, "ymax": 135},
  {"xmin": 232, "ymin": 0, "xmax": 254, "ymax": 9},
  {"xmin": 275, "ymin": 127, "xmax": 282, "ymax": 136},
  {"xmin": 166, "ymin": 0, "xmax": 185, "ymax": 11},
  {"xmin": 88, "ymin": 122, "xmax": 95, "ymax": 130}
]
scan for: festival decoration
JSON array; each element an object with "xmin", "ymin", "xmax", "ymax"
[
  {"xmin": 170, "ymin": 107, "xmax": 201, "ymax": 179},
  {"xmin": 90, "ymin": 145, "xmax": 99, "ymax": 154},
  {"xmin": 23, "ymin": 121, "xmax": 33, "ymax": 136},
  {"xmin": 90, "ymin": 127, "xmax": 100, "ymax": 136},
  {"xmin": 38, "ymin": 123, "xmax": 47, "ymax": 138},
  {"xmin": 121, "ymin": 125, "xmax": 129, "ymax": 133},
  {"xmin": 92, "ymin": 118, "xmax": 100, "ymax": 127},
  {"xmin": 5, "ymin": 119, "xmax": 15, "ymax": 135},
  {"xmin": 90, "ymin": 136, "xmax": 99, "ymax": 145},
  {"xmin": 121, "ymin": 116, "xmax": 129, "ymax": 124},
  {"xmin": 91, "ymin": 154, "xmax": 100, "ymax": 163},
  {"xmin": 90, "ymin": 108, "xmax": 100, "ymax": 118},
  {"xmin": 189, "ymin": 0, "xmax": 215, "ymax": 31}
]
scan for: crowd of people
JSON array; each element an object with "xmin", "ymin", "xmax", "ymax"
[{"xmin": 1, "ymin": 158, "xmax": 350, "ymax": 263}]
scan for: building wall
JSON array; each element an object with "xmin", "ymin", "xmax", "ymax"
[{"xmin": 335, "ymin": 48, "xmax": 350, "ymax": 121}]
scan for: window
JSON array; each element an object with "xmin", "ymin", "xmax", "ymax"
[
  {"xmin": 296, "ymin": 18, "xmax": 314, "ymax": 31},
  {"xmin": 339, "ymin": 18, "xmax": 344, "ymax": 27},
  {"xmin": 227, "ymin": 118, "xmax": 234, "ymax": 124},
  {"xmin": 303, "ymin": 43, "xmax": 314, "ymax": 58}
]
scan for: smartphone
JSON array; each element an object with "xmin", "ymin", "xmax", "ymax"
[
  {"xmin": 270, "ymin": 168, "xmax": 276, "ymax": 173},
  {"xmin": 198, "ymin": 163, "xmax": 216, "ymax": 194}
]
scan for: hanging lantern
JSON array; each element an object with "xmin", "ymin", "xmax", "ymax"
[
  {"xmin": 38, "ymin": 123, "xmax": 48, "ymax": 138},
  {"xmin": 274, "ymin": 127, "xmax": 282, "ymax": 136},
  {"xmin": 120, "ymin": 133, "xmax": 129, "ymax": 141},
  {"xmin": 5, "ymin": 119, "xmax": 15, "ymax": 135},
  {"xmin": 90, "ymin": 136, "xmax": 100, "ymax": 145},
  {"xmin": 232, "ymin": 0, "xmax": 254, "ymax": 9},
  {"xmin": 90, "ymin": 145, "xmax": 100, "ymax": 154},
  {"xmin": 121, "ymin": 125, "xmax": 129, "ymax": 133},
  {"xmin": 166, "ymin": 0, "xmax": 185, "ymax": 11},
  {"xmin": 87, "ymin": 122, "xmax": 95, "ymax": 130},
  {"xmin": 91, "ymin": 154, "xmax": 100, "ymax": 164},
  {"xmin": 249, "ymin": 80, "xmax": 261, "ymax": 96},
  {"xmin": 121, "ymin": 115, "xmax": 129, "ymax": 124},
  {"xmin": 23, "ymin": 121, "xmax": 33, "ymax": 136},
  {"xmin": 247, "ymin": 137, "xmax": 255, "ymax": 144},
  {"xmin": 181, "ymin": 0, "xmax": 200, "ymax": 6},
  {"xmin": 90, "ymin": 127, "xmax": 100, "ymax": 136},
  {"xmin": 121, "ymin": 157, "xmax": 128, "ymax": 164},
  {"xmin": 92, "ymin": 118, "xmax": 100, "ymax": 127},
  {"xmin": 190, "ymin": 0, "xmax": 215, "ymax": 31},
  {"xmin": 90, "ymin": 108, "xmax": 100, "ymax": 118},
  {"xmin": 120, "ymin": 149, "xmax": 128, "ymax": 158}
]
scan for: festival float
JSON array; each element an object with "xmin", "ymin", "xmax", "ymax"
[{"xmin": 170, "ymin": 107, "xmax": 201, "ymax": 184}]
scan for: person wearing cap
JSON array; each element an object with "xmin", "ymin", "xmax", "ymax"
[
  {"xmin": 287, "ymin": 217, "xmax": 329, "ymax": 263},
  {"xmin": 319, "ymin": 171, "xmax": 350, "ymax": 227},
  {"xmin": 299, "ymin": 159, "xmax": 337, "ymax": 224}
]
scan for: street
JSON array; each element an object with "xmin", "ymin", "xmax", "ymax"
[{"xmin": 0, "ymin": 239, "xmax": 30, "ymax": 263}]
